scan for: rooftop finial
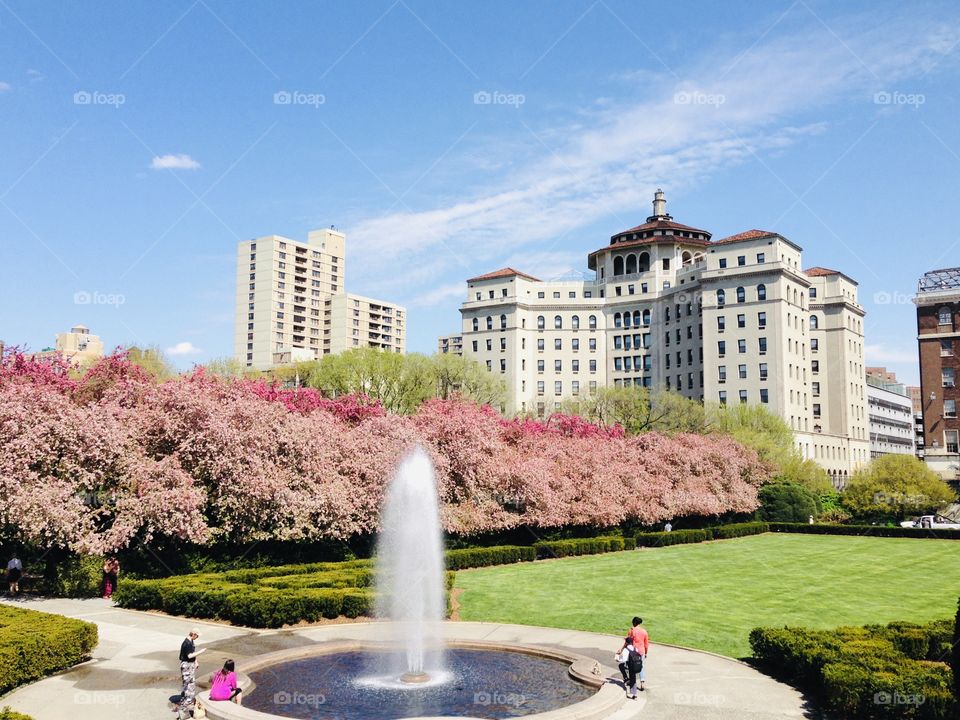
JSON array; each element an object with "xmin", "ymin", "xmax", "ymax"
[{"xmin": 648, "ymin": 188, "xmax": 671, "ymax": 222}]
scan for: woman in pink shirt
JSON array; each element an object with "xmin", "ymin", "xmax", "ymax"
[{"xmin": 209, "ymin": 659, "xmax": 242, "ymax": 704}]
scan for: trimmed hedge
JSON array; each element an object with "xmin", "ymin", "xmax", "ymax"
[
  {"xmin": 533, "ymin": 535, "xmax": 631, "ymax": 559},
  {"xmin": 750, "ymin": 620, "xmax": 955, "ymax": 719},
  {"xmin": 445, "ymin": 546, "xmax": 536, "ymax": 570},
  {"xmin": 635, "ymin": 522, "xmax": 769, "ymax": 547},
  {"xmin": 769, "ymin": 522, "xmax": 960, "ymax": 540},
  {"xmin": 0, "ymin": 606, "xmax": 98, "ymax": 695}
]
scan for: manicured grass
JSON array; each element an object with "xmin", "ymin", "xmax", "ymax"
[{"xmin": 454, "ymin": 533, "xmax": 960, "ymax": 659}]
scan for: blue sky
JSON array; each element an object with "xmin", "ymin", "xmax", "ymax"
[{"xmin": 1, "ymin": 0, "xmax": 959, "ymax": 384}]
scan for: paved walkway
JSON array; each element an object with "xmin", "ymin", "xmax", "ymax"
[{"xmin": 0, "ymin": 597, "xmax": 813, "ymax": 719}]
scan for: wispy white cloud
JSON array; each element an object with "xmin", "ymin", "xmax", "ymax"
[
  {"xmin": 26, "ymin": 69, "xmax": 43, "ymax": 82},
  {"xmin": 346, "ymin": 9, "xmax": 958, "ymax": 292},
  {"xmin": 865, "ymin": 343, "xmax": 917, "ymax": 365},
  {"xmin": 166, "ymin": 341, "xmax": 203, "ymax": 356},
  {"xmin": 407, "ymin": 283, "xmax": 466, "ymax": 308},
  {"xmin": 0, "ymin": 82, "xmax": 11, "ymax": 92},
  {"xmin": 151, "ymin": 153, "xmax": 201, "ymax": 170}
]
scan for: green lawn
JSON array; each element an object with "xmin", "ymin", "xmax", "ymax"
[{"xmin": 454, "ymin": 533, "xmax": 960, "ymax": 659}]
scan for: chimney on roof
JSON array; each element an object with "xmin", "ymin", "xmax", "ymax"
[{"xmin": 647, "ymin": 188, "xmax": 672, "ymax": 222}]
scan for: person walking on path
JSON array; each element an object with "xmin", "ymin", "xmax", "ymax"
[
  {"xmin": 618, "ymin": 616, "xmax": 650, "ymax": 695},
  {"xmin": 178, "ymin": 629, "xmax": 205, "ymax": 718},
  {"xmin": 6, "ymin": 553, "xmax": 22, "ymax": 595},
  {"xmin": 102, "ymin": 557, "xmax": 119, "ymax": 599}
]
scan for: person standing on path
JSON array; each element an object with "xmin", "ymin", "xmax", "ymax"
[
  {"xmin": 178, "ymin": 629, "xmax": 205, "ymax": 718},
  {"xmin": 6, "ymin": 553, "xmax": 22, "ymax": 595},
  {"xmin": 102, "ymin": 557, "xmax": 119, "ymax": 599}
]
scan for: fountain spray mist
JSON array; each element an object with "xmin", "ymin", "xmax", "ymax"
[{"xmin": 374, "ymin": 447, "xmax": 446, "ymax": 681}]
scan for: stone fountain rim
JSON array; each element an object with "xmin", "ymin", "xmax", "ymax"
[{"xmin": 198, "ymin": 634, "xmax": 627, "ymax": 720}]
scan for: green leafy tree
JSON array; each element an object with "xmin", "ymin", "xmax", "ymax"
[
  {"xmin": 843, "ymin": 454, "xmax": 956, "ymax": 522},
  {"xmin": 568, "ymin": 386, "xmax": 706, "ymax": 434},
  {"xmin": 202, "ymin": 356, "xmax": 249, "ymax": 379},
  {"xmin": 431, "ymin": 352, "xmax": 507, "ymax": 408},
  {"xmin": 125, "ymin": 346, "xmax": 176, "ymax": 380},
  {"xmin": 757, "ymin": 483, "xmax": 821, "ymax": 522}
]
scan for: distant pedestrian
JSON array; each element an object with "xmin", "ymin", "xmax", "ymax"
[
  {"xmin": 664, "ymin": 522, "xmax": 672, "ymax": 532},
  {"xmin": 6, "ymin": 554, "xmax": 22, "ymax": 595},
  {"xmin": 808, "ymin": 515, "xmax": 814, "ymax": 525},
  {"xmin": 102, "ymin": 557, "xmax": 120, "ymax": 599},
  {"xmin": 209, "ymin": 659, "xmax": 242, "ymax": 705},
  {"xmin": 178, "ymin": 629, "xmax": 205, "ymax": 718}
]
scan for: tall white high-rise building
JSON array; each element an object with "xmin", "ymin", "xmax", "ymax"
[
  {"xmin": 235, "ymin": 228, "xmax": 406, "ymax": 370},
  {"xmin": 458, "ymin": 191, "xmax": 869, "ymax": 482}
]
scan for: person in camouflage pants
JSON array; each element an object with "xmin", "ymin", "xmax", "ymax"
[{"xmin": 178, "ymin": 629, "xmax": 204, "ymax": 717}]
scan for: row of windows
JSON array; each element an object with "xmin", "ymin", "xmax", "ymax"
[
  {"xmin": 718, "ymin": 253, "xmax": 766, "ymax": 268},
  {"xmin": 718, "ymin": 363, "xmax": 770, "ymax": 381},
  {"xmin": 717, "ymin": 338, "xmax": 768, "ymax": 356},
  {"xmin": 718, "ymin": 312, "xmax": 767, "ymax": 331},
  {"xmin": 534, "ymin": 359, "xmax": 598, "ymax": 373},
  {"xmin": 717, "ymin": 284, "xmax": 766, "ymax": 305},
  {"xmin": 718, "ymin": 389, "xmax": 770, "ymax": 404}
]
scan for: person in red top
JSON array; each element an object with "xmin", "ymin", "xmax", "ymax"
[{"xmin": 617, "ymin": 617, "xmax": 650, "ymax": 693}]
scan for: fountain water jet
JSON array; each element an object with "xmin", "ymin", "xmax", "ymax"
[{"xmin": 374, "ymin": 447, "xmax": 446, "ymax": 683}]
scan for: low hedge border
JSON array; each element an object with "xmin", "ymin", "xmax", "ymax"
[
  {"xmin": 635, "ymin": 522, "xmax": 769, "ymax": 547},
  {"xmin": 533, "ymin": 535, "xmax": 634, "ymax": 559},
  {"xmin": 769, "ymin": 523, "xmax": 960, "ymax": 539},
  {"xmin": 750, "ymin": 619, "xmax": 955, "ymax": 719},
  {"xmin": 0, "ymin": 606, "xmax": 98, "ymax": 696}
]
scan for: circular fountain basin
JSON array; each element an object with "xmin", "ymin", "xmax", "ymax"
[{"xmin": 198, "ymin": 636, "xmax": 623, "ymax": 720}]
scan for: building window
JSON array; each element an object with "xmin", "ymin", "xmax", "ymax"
[
  {"xmin": 719, "ymin": 258, "xmax": 727, "ymax": 269},
  {"xmin": 719, "ymin": 390, "xmax": 727, "ymax": 404},
  {"xmin": 589, "ymin": 315, "xmax": 597, "ymax": 329},
  {"xmin": 943, "ymin": 368, "xmax": 955, "ymax": 387},
  {"xmin": 537, "ymin": 381, "xmax": 545, "ymax": 395},
  {"xmin": 738, "ymin": 339, "xmax": 746, "ymax": 354},
  {"xmin": 572, "ymin": 315, "xmax": 580, "ymax": 329},
  {"xmin": 500, "ymin": 337, "xmax": 506, "ymax": 350},
  {"xmin": 589, "ymin": 359, "xmax": 597, "ymax": 372},
  {"xmin": 945, "ymin": 399, "xmax": 957, "ymax": 418},
  {"xmin": 812, "ymin": 360, "xmax": 820, "ymax": 373},
  {"xmin": 718, "ymin": 340, "xmax": 726, "ymax": 357},
  {"xmin": 737, "ymin": 255, "xmax": 746, "ymax": 266},
  {"xmin": 614, "ymin": 313, "xmax": 622, "ymax": 328},
  {"xmin": 813, "ymin": 403, "xmax": 822, "ymax": 418},
  {"xmin": 736, "ymin": 286, "xmax": 745, "ymax": 303},
  {"xmin": 662, "ymin": 258, "xmax": 670, "ymax": 270},
  {"xmin": 500, "ymin": 314, "xmax": 507, "ymax": 329},
  {"xmin": 759, "ymin": 363, "xmax": 768, "ymax": 380},
  {"xmin": 537, "ymin": 359, "xmax": 545, "ymax": 372},
  {"xmin": 555, "ymin": 359, "xmax": 562, "ymax": 372},
  {"xmin": 810, "ymin": 314, "xmax": 819, "ymax": 330},
  {"xmin": 502, "ymin": 288, "xmax": 508, "ymax": 297},
  {"xmin": 572, "ymin": 360, "xmax": 580, "ymax": 372},
  {"xmin": 485, "ymin": 339, "xmax": 492, "ymax": 351},
  {"xmin": 553, "ymin": 291, "xmax": 560, "ymax": 299},
  {"xmin": 757, "ymin": 253, "xmax": 765, "ymax": 263},
  {"xmin": 739, "ymin": 389, "xmax": 748, "ymax": 403},
  {"xmin": 500, "ymin": 359, "xmax": 506, "ymax": 373},
  {"xmin": 572, "ymin": 338, "xmax": 580, "ymax": 350},
  {"xmin": 537, "ymin": 339, "xmax": 545, "ymax": 351},
  {"xmin": 811, "ymin": 338, "xmax": 819, "ymax": 352},
  {"xmin": 718, "ymin": 366, "xmax": 726, "ymax": 383},
  {"xmin": 717, "ymin": 289, "xmax": 725, "ymax": 306},
  {"xmin": 738, "ymin": 364, "xmax": 747, "ymax": 379},
  {"xmin": 486, "ymin": 316, "xmax": 493, "ymax": 330},
  {"xmin": 758, "ymin": 311, "xmax": 766, "ymax": 329},
  {"xmin": 812, "ymin": 381, "xmax": 820, "ymax": 396},
  {"xmin": 555, "ymin": 381, "xmax": 562, "ymax": 395},
  {"xmin": 757, "ymin": 284, "xmax": 767, "ymax": 301},
  {"xmin": 554, "ymin": 315, "xmax": 563, "ymax": 329},
  {"xmin": 538, "ymin": 291, "xmax": 545, "ymax": 299},
  {"xmin": 737, "ymin": 314, "xmax": 745, "ymax": 328},
  {"xmin": 555, "ymin": 338, "xmax": 562, "ymax": 350},
  {"xmin": 614, "ymin": 357, "xmax": 623, "ymax": 372},
  {"xmin": 938, "ymin": 307, "xmax": 952, "ymax": 325},
  {"xmin": 759, "ymin": 337, "xmax": 767, "ymax": 354},
  {"xmin": 809, "ymin": 287, "xmax": 817, "ymax": 298},
  {"xmin": 717, "ymin": 316, "xmax": 725, "ymax": 332},
  {"xmin": 472, "ymin": 340, "xmax": 478, "ymax": 352},
  {"xmin": 946, "ymin": 430, "xmax": 959, "ymax": 453},
  {"xmin": 760, "ymin": 388, "xmax": 769, "ymax": 403},
  {"xmin": 486, "ymin": 360, "xmax": 492, "ymax": 371},
  {"xmin": 537, "ymin": 315, "xmax": 545, "ymax": 330},
  {"xmin": 572, "ymin": 381, "xmax": 580, "ymax": 395},
  {"xmin": 589, "ymin": 338, "xmax": 597, "ymax": 351}
]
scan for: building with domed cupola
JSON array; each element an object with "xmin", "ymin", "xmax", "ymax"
[{"xmin": 450, "ymin": 190, "xmax": 869, "ymax": 484}]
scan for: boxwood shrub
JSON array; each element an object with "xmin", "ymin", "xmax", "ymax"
[
  {"xmin": 533, "ymin": 536, "xmax": 626, "ymax": 559},
  {"xmin": 769, "ymin": 522, "xmax": 960, "ymax": 540},
  {"xmin": 750, "ymin": 619, "xmax": 955, "ymax": 719},
  {"xmin": 635, "ymin": 528, "xmax": 712, "ymax": 547},
  {"xmin": 0, "ymin": 606, "xmax": 98, "ymax": 695},
  {"xmin": 444, "ymin": 545, "xmax": 536, "ymax": 570}
]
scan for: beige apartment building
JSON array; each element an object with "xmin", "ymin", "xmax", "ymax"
[
  {"xmin": 459, "ymin": 191, "xmax": 868, "ymax": 482},
  {"xmin": 34, "ymin": 324, "xmax": 105, "ymax": 366},
  {"xmin": 437, "ymin": 334, "xmax": 463, "ymax": 355},
  {"xmin": 235, "ymin": 228, "xmax": 405, "ymax": 370}
]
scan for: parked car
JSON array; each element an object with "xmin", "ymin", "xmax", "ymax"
[{"xmin": 899, "ymin": 514, "xmax": 960, "ymax": 529}]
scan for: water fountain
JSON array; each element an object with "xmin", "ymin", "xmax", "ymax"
[
  {"xmin": 374, "ymin": 447, "xmax": 446, "ymax": 684},
  {"xmin": 209, "ymin": 446, "xmax": 616, "ymax": 720}
]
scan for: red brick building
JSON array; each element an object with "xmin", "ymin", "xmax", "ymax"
[{"xmin": 915, "ymin": 267, "xmax": 960, "ymax": 479}]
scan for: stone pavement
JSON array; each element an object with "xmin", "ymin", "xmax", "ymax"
[{"xmin": 0, "ymin": 597, "xmax": 814, "ymax": 720}]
